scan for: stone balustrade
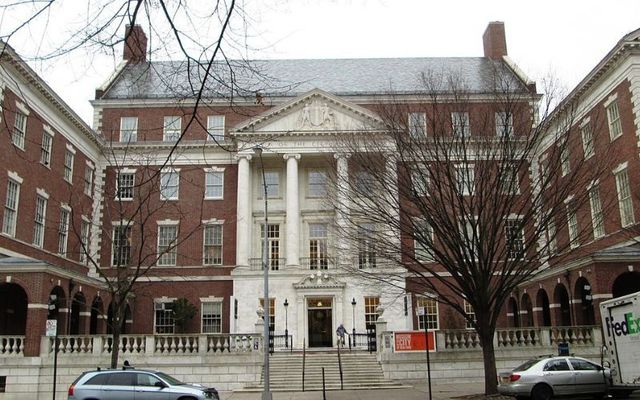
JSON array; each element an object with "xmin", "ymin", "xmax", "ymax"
[{"xmin": 0, "ymin": 336, "xmax": 25, "ymax": 356}]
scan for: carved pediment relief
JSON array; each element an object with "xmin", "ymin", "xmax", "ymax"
[
  {"xmin": 233, "ymin": 88, "xmax": 384, "ymax": 134},
  {"xmin": 294, "ymin": 272, "xmax": 346, "ymax": 289}
]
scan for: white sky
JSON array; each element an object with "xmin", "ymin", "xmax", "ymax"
[{"xmin": 9, "ymin": 0, "xmax": 640, "ymax": 125}]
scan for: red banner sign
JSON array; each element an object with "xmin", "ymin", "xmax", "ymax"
[{"xmin": 393, "ymin": 331, "xmax": 436, "ymax": 352}]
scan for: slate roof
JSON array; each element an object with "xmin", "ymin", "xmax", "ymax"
[{"xmin": 99, "ymin": 57, "xmax": 531, "ymax": 100}]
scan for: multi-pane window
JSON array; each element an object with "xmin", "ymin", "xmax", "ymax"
[
  {"xmin": 158, "ymin": 225, "xmax": 178, "ymax": 266},
  {"xmin": 203, "ymin": 224, "xmax": 223, "ymax": 265},
  {"xmin": 261, "ymin": 171, "xmax": 279, "ymax": 198},
  {"xmin": 364, "ymin": 297, "xmax": 380, "ymax": 329},
  {"xmin": 33, "ymin": 196, "xmax": 47, "ymax": 247},
  {"xmin": 64, "ymin": 150, "xmax": 74, "ymax": 183},
  {"xmin": 163, "ymin": 116, "xmax": 181, "ymax": 142},
  {"xmin": 581, "ymin": 122, "xmax": 594, "ymax": 159},
  {"xmin": 260, "ymin": 224, "xmax": 281, "ymax": 270},
  {"xmin": 84, "ymin": 166, "xmax": 94, "ymax": 196},
  {"xmin": 357, "ymin": 223, "xmax": 376, "ymax": 268},
  {"xmin": 80, "ymin": 219, "xmax": 90, "ymax": 264},
  {"xmin": 201, "ymin": 301, "xmax": 222, "ymax": 333},
  {"xmin": 41, "ymin": 132, "xmax": 53, "ymax": 166},
  {"xmin": 417, "ymin": 297, "xmax": 439, "ymax": 330},
  {"xmin": 505, "ymin": 219, "xmax": 524, "ymax": 259},
  {"xmin": 414, "ymin": 219, "xmax": 434, "ymax": 261},
  {"xmin": 606, "ymin": 100, "xmax": 622, "ymax": 140},
  {"xmin": 259, "ymin": 298, "xmax": 275, "ymax": 329},
  {"xmin": 408, "ymin": 112, "xmax": 426, "ymax": 138},
  {"xmin": 120, "ymin": 117, "xmax": 138, "ymax": 143},
  {"xmin": 205, "ymin": 170, "xmax": 224, "ymax": 199},
  {"xmin": 464, "ymin": 300, "xmax": 476, "ymax": 329},
  {"xmin": 456, "ymin": 165, "xmax": 475, "ymax": 195},
  {"xmin": 451, "ymin": 112, "xmax": 470, "ymax": 137},
  {"xmin": 160, "ymin": 169, "xmax": 179, "ymax": 200},
  {"xmin": 589, "ymin": 185, "xmax": 605, "ymax": 239},
  {"xmin": 154, "ymin": 301, "xmax": 175, "ymax": 334},
  {"xmin": 566, "ymin": 202, "xmax": 579, "ymax": 248},
  {"xmin": 309, "ymin": 223, "xmax": 328, "ymax": 270},
  {"xmin": 308, "ymin": 170, "xmax": 327, "ymax": 197},
  {"xmin": 495, "ymin": 112, "xmax": 513, "ymax": 137},
  {"xmin": 614, "ymin": 168, "xmax": 634, "ymax": 227},
  {"xmin": 546, "ymin": 217, "xmax": 557, "ymax": 256},
  {"xmin": 500, "ymin": 165, "xmax": 520, "ymax": 195},
  {"xmin": 112, "ymin": 225, "xmax": 132, "ymax": 266},
  {"xmin": 207, "ymin": 115, "xmax": 225, "ymax": 141},
  {"xmin": 12, "ymin": 112, "xmax": 27, "ymax": 149},
  {"xmin": 412, "ymin": 168, "xmax": 429, "ymax": 196},
  {"xmin": 117, "ymin": 173, "xmax": 135, "ymax": 200},
  {"xmin": 355, "ymin": 171, "xmax": 374, "ymax": 194},
  {"xmin": 560, "ymin": 145, "xmax": 570, "ymax": 176},
  {"xmin": 2, "ymin": 180, "xmax": 20, "ymax": 237},
  {"xmin": 58, "ymin": 208, "xmax": 70, "ymax": 255}
]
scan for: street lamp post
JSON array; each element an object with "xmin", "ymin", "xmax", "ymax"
[
  {"xmin": 254, "ymin": 145, "xmax": 272, "ymax": 400},
  {"xmin": 284, "ymin": 298, "xmax": 289, "ymax": 348},
  {"xmin": 351, "ymin": 298, "xmax": 356, "ymax": 339}
]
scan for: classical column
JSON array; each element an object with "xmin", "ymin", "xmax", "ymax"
[
  {"xmin": 385, "ymin": 154, "xmax": 401, "ymax": 249},
  {"xmin": 236, "ymin": 154, "xmax": 252, "ymax": 267},
  {"xmin": 334, "ymin": 154, "xmax": 351, "ymax": 267},
  {"xmin": 284, "ymin": 154, "xmax": 301, "ymax": 267}
]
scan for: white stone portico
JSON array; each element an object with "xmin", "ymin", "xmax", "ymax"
[{"xmin": 230, "ymin": 89, "xmax": 410, "ymax": 348}]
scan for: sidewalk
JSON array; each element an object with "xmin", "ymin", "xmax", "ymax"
[{"xmin": 221, "ymin": 382, "xmax": 486, "ymax": 400}]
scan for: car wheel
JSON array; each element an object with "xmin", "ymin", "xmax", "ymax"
[{"xmin": 531, "ymin": 383, "xmax": 553, "ymax": 400}]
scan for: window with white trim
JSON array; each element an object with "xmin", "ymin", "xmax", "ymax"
[
  {"xmin": 64, "ymin": 150, "xmax": 74, "ymax": 183},
  {"xmin": 505, "ymin": 219, "xmax": 524, "ymax": 259},
  {"xmin": 33, "ymin": 195, "xmax": 47, "ymax": 247},
  {"xmin": 581, "ymin": 122, "xmax": 594, "ymax": 159},
  {"xmin": 606, "ymin": 100, "xmax": 622, "ymax": 140},
  {"xmin": 163, "ymin": 116, "xmax": 181, "ymax": 142},
  {"xmin": 464, "ymin": 300, "xmax": 476, "ymax": 329},
  {"xmin": 154, "ymin": 301, "xmax": 175, "ymax": 334},
  {"xmin": 412, "ymin": 168, "xmax": 429, "ymax": 196},
  {"xmin": 357, "ymin": 223, "xmax": 376, "ymax": 268},
  {"xmin": 117, "ymin": 172, "xmax": 135, "ymax": 200},
  {"xmin": 160, "ymin": 169, "xmax": 179, "ymax": 200},
  {"xmin": 495, "ymin": 112, "xmax": 513, "ymax": 137},
  {"xmin": 120, "ymin": 117, "xmax": 138, "ymax": 143},
  {"xmin": 203, "ymin": 224, "xmax": 223, "ymax": 265},
  {"xmin": 58, "ymin": 208, "xmax": 70, "ymax": 255},
  {"xmin": 614, "ymin": 168, "xmax": 634, "ymax": 227},
  {"xmin": 84, "ymin": 166, "xmax": 94, "ymax": 196},
  {"xmin": 545, "ymin": 217, "xmax": 557, "ymax": 256},
  {"xmin": 566, "ymin": 201, "xmax": 579, "ymax": 248},
  {"xmin": 500, "ymin": 165, "xmax": 520, "ymax": 195},
  {"xmin": 560, "ymin": 145, "xmax": 570, "ymax": 176},
  {"xmin": 80, "ymin": 219, "xmax": 90, "ymax": 264},
  {"xmin": 12, "ymin": 112, "xmax": 26, "ymax": 149},
  {"xmin": 414, "ymin": 219, "xmax": 434, "ymax": 261},
  {"xmin": 259, "ymin": 298, "xmax": 275, "ymax": 329},
  {"xmin": 308, "ymin": 170, "xmax": 327, "ymax": 197},
  {"xmin": 417, "ymin": 296, "xmax": 439, "ymax": 330},
  {"xmin": 408, "ymin": 112, "xmax": 426, "ymax": 138},
  {"xmin": 112, "ymin": 225, "xmax": 132, "ymax": 266},
  {"xmin": 158, "ymin": 225, "xmax": 178, "ymax": 266},
  {"xmin": 455, "ymin": 164, "xmax": 475, "ymax": 195},
  {"xmin": 260, "ymin": 224, "xmax": 281, "ymax": 270},
  {"xmin": 364, "ymin": 296, "xmax": 380, "ymax": 329},
  {"xmin": 205, "ymin": 170, "xmax": 224, "ymax": 199},
  {"xmin": 260, "ymin": 171, "xmax": 279, "ymax": 198},
  {"xmin": 308, "ymin": 223, "xmax": 328, "ymax": 270},
  {"xmin": 451, "ymin": 112, "xmax": 470, "ymax": 137},
  {"xmin": 589, "ymin": 185, "xmax": 605, "ymax": 239},
  {"xmin": 201, "ymin": 301, "xmax": 222, "ymax": 333},
  {"xmin": 355, "ymin": 171, "xmax": 374, "ymax": 194},
  {"xmin": 41, "ymin": 131, "xmax": 53, "ymax": 166},
  {"xmin": 207, "ymin": 115, "xmax": 225, "ymax": 141},
  {"xmin": 2, "ymin": 179, "xmax": 20, "ymax": 237}
]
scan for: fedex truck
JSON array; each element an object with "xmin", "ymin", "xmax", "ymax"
[{"xmin": 600, "ymin": 291, "xmax": 640, "ymax": 397}]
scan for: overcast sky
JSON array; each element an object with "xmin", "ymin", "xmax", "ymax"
[{"xmin": 7, "ymin": 0, "xmax": 640, "ymax": 125}]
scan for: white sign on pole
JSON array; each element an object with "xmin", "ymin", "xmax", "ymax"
[{"xmin": 46, "ymin": 319, "xmax": 57, "ymax": 337}]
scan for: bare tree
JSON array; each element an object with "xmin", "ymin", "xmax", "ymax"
[{"xmin": 329, "ymin": 69, "xmax": 612, "ymax": 394}]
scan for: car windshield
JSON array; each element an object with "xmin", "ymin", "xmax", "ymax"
[
  {"xmin": 514, "ymin": 359, "xmax": 539, "ymax": 372},
  {"xmin": 154, "ymin": 372, "xmax": 185, "ymax": 386}
]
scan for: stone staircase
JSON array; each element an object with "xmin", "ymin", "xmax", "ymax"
[{"xmin": 244, "ymin": 350, "xmax": 403, "ymax": 391}]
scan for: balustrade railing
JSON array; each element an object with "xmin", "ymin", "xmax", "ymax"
[
  {"xmin": 49, "ymin": 335, "xmax": 94, "ymax": 354},
  {"xmin": 300, "ymin": 257, "xmax": 336, "ymax": 270},
  {"xmin": 249, "ymin": 258, "xmax": 285, "ymax": 271},
  {"xmin": 272, "ymin": 334, "xmax": 293, "ymax": 350},
  {"xmin": 103, "ymin": 335, "xmax": 146, "ymax": 354},
  {"xmin": 155, "ymin": 335, "xmax": 199, "ymax": 354},
  {"xmin": 549, "ymin": 326, "xmax": 595, "ymax": 346},
  {"xmin": 0, "ymin": 336, "xmax": 24, "ymax": 355},
  {"xmin": 496, "ymin": 328, "xmax": 543, "ymax": 347},
  {"xmin": 443, "ymin": 329, "xmax": 481, "ymax": 350}
]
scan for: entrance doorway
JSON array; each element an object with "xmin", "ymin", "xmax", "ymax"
[{"xmin": 307, "ymin": 297, "xmax": 333, "ymax": 347}]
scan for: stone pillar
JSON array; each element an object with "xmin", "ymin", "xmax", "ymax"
[
  {"xmin": 236, "ymin": 154, "xmax": 252, "ymax": 267},
  {"xmin": 334, "ymin": 154, "xmax": 350, "ymax": 267},
  {"xmin": 25, "ymin": 307, "xmax": 48, "ymax": 356},
  {"xmin": 284, "ymin": 154, "xmax": 301, "ymax": 267}
]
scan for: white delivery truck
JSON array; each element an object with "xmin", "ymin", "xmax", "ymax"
[{"xmin": 600, "ymin": 291, "xmax": 640, "ymax": 397}]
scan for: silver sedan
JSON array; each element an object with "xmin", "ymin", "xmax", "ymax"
[{"xmin": 498, "ymin": 356, "xmax": 610, "ymax": 400}]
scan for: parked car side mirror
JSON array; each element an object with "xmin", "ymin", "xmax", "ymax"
[{"xmin": 154, "ymin": 381, "xmax": 167, "ymax": 389}]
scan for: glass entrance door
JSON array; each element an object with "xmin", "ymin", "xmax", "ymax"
[{"xmin": 307, "ymin": 297, "xmax": 333, "ymax": 347}]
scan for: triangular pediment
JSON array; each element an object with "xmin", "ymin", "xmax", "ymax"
[
  {"xmin": 293, "ymin": 272, "xmax": 346, "ymax": 289},
  {"xmin": 233, "ymin": 89, "xmax": 384, "ymax": 134}
]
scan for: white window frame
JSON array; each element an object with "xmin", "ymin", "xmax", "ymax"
[
  {"xmin": 355, "ymin": 171, "xmax": 374, "ymax": 195},
  {"xmin": 546, "ymin": 217, "xmax": 557, "ymax": 256},
  {"xmin": 505, "ymin": 218, "xmax": 524, "ymax": 260},
  {"xmin": 560, "ymin": 144, "xmax": 570, "ymax": 177},
  {"xmin": 63, "ymin": 148, "xmax": 75, "ymax": 183},
  {"xmin": 417, "ymin": 296, "xmax": 439, "ymax": 330},
  {"xmin": 157, "ymin": 224, "xmax": 178, "ymax": 266},
  {"xmin": 203, "ymin": 223, "xmax": 223, "ymax": 266},
  {"xmin": 412, "ymin": 167, "xmax": 429, "ymax": 197},
  {"xmin": 163, "ymin": 116, "xmax": 181, "ymax": 142},
  {"xmin": 451, "ymin": 112, "xmax": 470, "ymax": 137},
  {"xmin": 455, "ymin": 164, "xmax": 475, "ymax": 195},
  {"xmin": 260, "ymin": 171, "xmax": 280, "ymax": 199},
  {"xmin": 566, "ymin": 200, "xmax": 579, "ymax": 248},
  {"xmin": 259, "ymin": 298, "xmax": 276, "ymax": 329},
  {"xmin": 80, "ymin": 217, "xmax": 90, "ymax": 264},
  {"xmin": 606, "ymin": 98, "xmax": 623, "ymax": 141},
  {"xmin": 58, "ymin": 206, "xmax": 70, "ymax": 255},
  {"xmin": 414, "ymin": 218, "xmax": 434, "ymax": 262},
  {"xmin": 357, "ymin": 223, "xmax": 376, "ymax": 269},
  {"xmin": 408, "ymin": 112, "xmax": 426, "ymax": 138},
  {"xmin": 201, "ymin": 299, "xmax": 223, "ymax": 333},
  {"xmin": 308, "ymin": 223, "xmax": 328, "ymax": 270},
  {"xmin": 84, "ymin": 165, "xmax": 94, "ymax": 196},
  {"xmin": 204, "ymin": 169, "xmax": 224, "ymax": 200},
  {"xmin": 2, "ymin": 178, "xmax": 21, "ymax": 237},
  {"xmin": 307, "ymin": 170, "xmax": 327, "ymax": 198},
  {"xmin": 154, "ymin": 300, "xmax": 176, "ymax": 334},
  {"xmin": 495, "ymin": 111, "xmax": 513, "ymax": 137},
  {"xmin": 112, "ymin": 223, "xmax": 132, "ymax": 267},
  {"xmin": 501, "ymin": 165, "xmax": 520, "ymax": 195},
  {"xmin": 33, "ymin": 194, "xmax": 47, "ymax": 247},
  {"xmin": 589, "ymin": 184, "xmax": 605, "ymax": 239},
  {"xmin": 464, "ymin": 300, "xmax": 476, "ymax": 329},
  {"xmin": 364, "ymin": 296, "xmax": 380, "ymax": 328},
  {"xmin": 160, "ymin": 169, "xmax": 180, "ymax": 200},
  {"xmin": 116, "ymin": 171, "xmax": 135, "ymax": 200},
  {"xmin": 580, "ymin": 120, "xmax": 594, "ymax": 159},
  {"xmin": 41, "ymin": 131, "xmax": 53, "ymax": 167},
  {"xmin": 614, "ymin": 167, "xmax": 634, "ymax": 227},
  {"xmin": 207, "ymin": 115, "xmax": 225, "ymax": 141},
  {"xmin": 120, "ymin": 117, "xmax": 138, "ymax": 143},
  {"xmin": 12, "ymin": 111, "xmax": 27, "ymax": 149},
  {"xmin": 260, "ymin": 223, "xmax": 281, "ymax": 270}
]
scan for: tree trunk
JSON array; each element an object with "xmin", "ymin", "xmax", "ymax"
[
  {"xmin": 479, "ymin": 329, "xmax": 498, "ymax": 395},
  {"xmin": 110, "ymin": 319, "xmax": 120, "ymax": 368}
]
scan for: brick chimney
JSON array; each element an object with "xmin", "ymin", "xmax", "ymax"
[
  {"xmin": 483, "ymin": 21, "xmax": 508, "ymax": 60},
  {"xmin": 123, "ymin": 25, "xmax": 147, "ymax": 63}
]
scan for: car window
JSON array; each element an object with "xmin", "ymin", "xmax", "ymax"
[
  {"xmin": 544, "ymin": 359, "xmax": 570, "ymax": 371},
  {"xmin": 85, "ymin": 374, "xmax": 109, "ymax": 385},
  {"xmin": 155, "ymin": 371, "xmax": 184, "ymax": 386},
  {"xmin": 106, "ymin": 372, "xmax": 135, "ymax": 386},
  {"xmin": 570, "ymin": 359, "xmax": 599, "ymax": 371},
  {"xmin": 136, "ymin": 373, "xmax": 164, "ymax": 387},
  {"xmin": 514, "ymin": 359, "xmax": 539, "ymax": 372}
]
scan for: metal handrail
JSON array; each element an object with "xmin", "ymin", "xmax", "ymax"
[
  {"xmin": 337, "ymin": 339, "xmax": 344, "ymax": 390},
  {"xmin": 302, "ymin": 339, "xmax": 306, "ymax": 392}
]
